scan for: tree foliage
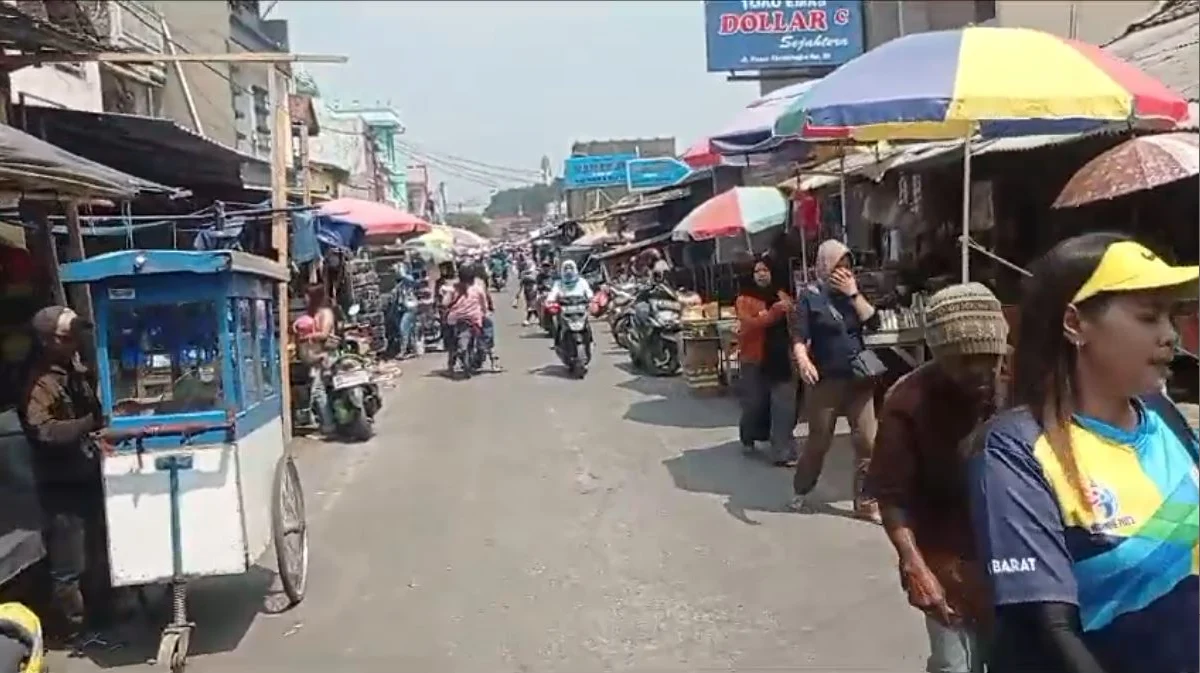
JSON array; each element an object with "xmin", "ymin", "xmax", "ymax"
[{"xmin": 483, "ymin": 179, "xmax": 563, "ymax": 219}]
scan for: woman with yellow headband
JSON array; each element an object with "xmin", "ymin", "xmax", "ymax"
[{"xmin": 968, "ymin": 233, "xmax": 1198, "ymax": 673}]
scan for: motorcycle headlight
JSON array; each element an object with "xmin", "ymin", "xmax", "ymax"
[{"xmin": 656, "ymin": 310, "xmax": 680, "ymax": 323}]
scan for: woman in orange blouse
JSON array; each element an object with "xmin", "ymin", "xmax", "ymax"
[{"xmin": 735, "ymin": 256, "xmax": 796, "ymax": 466}]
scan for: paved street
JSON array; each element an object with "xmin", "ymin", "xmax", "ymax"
[{"xmin": 61, "ymin": 306, "xmax": 927, "ymax": 673}]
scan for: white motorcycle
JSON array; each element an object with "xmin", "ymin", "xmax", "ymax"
[{"xmin": 553, "ymin": 295, "xmax": 593, "ymax": 378}]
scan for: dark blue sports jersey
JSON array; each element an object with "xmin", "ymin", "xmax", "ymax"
[{"xmin": 969, "ymin": 399, "xmax": 1199, "ymax": 673}]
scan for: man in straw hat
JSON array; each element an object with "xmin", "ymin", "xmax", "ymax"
[
  {"xmin": 18, "ymin": 306, "xmax": 114, "ymax": 651},
  {"xmin": 866, "ymin": 283, "xmax": 1009, "ymax": 673}
]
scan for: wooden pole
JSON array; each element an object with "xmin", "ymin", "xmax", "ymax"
[
  {"xmin": 297, "ymin": 120, "xmax": 317, "ymax": 284},
  {"xmin": 62, "ymin": 202, "xmax": 94, "ymax": 323},
  {"xmin": 270, "ymin": 70, "xmax": 293, "ymax": 439},
  {"xmin": 29, "ymin": 207, "xmax": 66, "ymax": 306}
]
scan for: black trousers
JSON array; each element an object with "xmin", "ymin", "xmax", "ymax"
[{"xmin": 39, "ymin": 482, "xmax": 110, "ymax": 634}]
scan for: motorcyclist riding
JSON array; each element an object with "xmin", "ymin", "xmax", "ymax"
[
  {"xmin": 512, "ymin": 259, "xmax": 539, "ymax": 326},
  {"xmin": 545, "ymin": 260, "xmax": 593, "ymax": 350}
]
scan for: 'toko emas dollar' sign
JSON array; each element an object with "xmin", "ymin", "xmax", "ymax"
[{"xmin": 718, "ymin": 3, "xmax": 854, "ymax": 35}]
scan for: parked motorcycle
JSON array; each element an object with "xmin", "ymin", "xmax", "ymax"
[
  {"xmin": 448, "ymin": 321, "xmax": 488, "ymax": 379},
  {"xmin": 627, "ymin": 285, "xmax": 683, "ymax": 376},
  {"xmin": 552, "ymin": 296, "xmax": 592, "ymax": 378},
  {"xmin": 326, "ymin": 307, "xmax": 382, "ymax": 441},
  {"xmin": 605, "ymin": 282, "xmax": 639, "ymax": 349}
]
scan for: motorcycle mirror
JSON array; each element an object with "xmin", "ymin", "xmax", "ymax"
[{"xmin": 348, "ymin": 304, "xmax": 361, "ymax": 317}]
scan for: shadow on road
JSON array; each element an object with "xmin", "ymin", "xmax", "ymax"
[
  {"xmin": 623, "ymin": 394, "xmax": 738, "ymax": 429},
  {"xmin": 80, "ymin": 564, "xmax": 281, "ymax": 669},
  {"xmin": 663, "ymin": 439, "xmax": 860, "ymax": 525},
  {"xmin": 526, "ymin": 364, "xmax": 574, "ymax": 379}
]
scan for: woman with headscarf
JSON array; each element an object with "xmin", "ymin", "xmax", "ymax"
[
  {"xmin": 546, "ymin": 259, "xmax": 593, "ymax": 349},
  {"xmin": 968, "ymin": 233, "xmax": 1198, "ymax": 673},
  {"xmin": 791, "ymin": 239, "xmax": 883, "ymax": 521},
  {"xmin": 735, "ymin": 255, "xmax": 797, "ymax": 465}
]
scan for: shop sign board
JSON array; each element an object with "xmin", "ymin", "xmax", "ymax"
[
  {"xmin": 562, "ymin": 154, "xmax": 638, "ymax": 190},
  {"xmin": 703, "ymin": 0, "xmax": 865, "ymax": 73},
  {"xmin": 626, "ymin": 158, "xmax": 692, "ymax": 192}
]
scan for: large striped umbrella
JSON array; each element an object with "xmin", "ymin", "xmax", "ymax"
[
  {"xmin": 671, "ymin": 187, "xmax": 788, "ymax": 242},
  {"xmin": 773, "ymin": 27, "xmax": 1191, "ymax": 142}
]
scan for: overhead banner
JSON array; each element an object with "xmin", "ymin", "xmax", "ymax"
[{"xmin": 704, "ymin": 0, "xmax": 865, "ymax": 73}]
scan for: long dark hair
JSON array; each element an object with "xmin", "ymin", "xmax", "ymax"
[{"xmin": 1011, "ymin": 232, "xmax": 1130, "ymax": 495}]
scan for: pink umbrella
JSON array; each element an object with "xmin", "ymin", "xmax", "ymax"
[{"xmin": 318, "ymin": 198, "xmax": 433, "ymax": 237}]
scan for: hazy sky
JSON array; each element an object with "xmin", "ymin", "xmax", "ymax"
[{"xmin": 277, "ymin": 1, "xmax": 757, "ymax": 205}]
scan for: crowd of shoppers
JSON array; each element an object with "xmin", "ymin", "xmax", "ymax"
[{"xmin": 736, "ymin": 232, "xmax": 1198, "ymax": 673}]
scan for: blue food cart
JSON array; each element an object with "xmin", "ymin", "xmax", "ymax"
[{"xmin": 58, "ymin": 249, "xmax": 309, "ymax": 671}]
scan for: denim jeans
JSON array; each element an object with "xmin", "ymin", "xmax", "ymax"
[
  {"xmin": 925, "ymin": 617, "xmax": 986, "ymax": 673},
  {"xmin": 482, "ymin": 315, "xmax": 495, "ymax": 351},
  {"xmin": 309, "ymin": 365, "xmax": 333, "ymax": 432},
  {"xmin": 398, "ymin": 310, "xmax": 417, "ymax": 355}
]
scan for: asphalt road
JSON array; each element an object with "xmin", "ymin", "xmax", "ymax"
[{"xmin": 60, "ymin": 305, "xmax": 928, "ymax": 673}]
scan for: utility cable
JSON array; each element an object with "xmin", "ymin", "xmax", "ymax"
[
  {"xmin": 401, "ymin": 146, "xmax": 540, "ymax": 186},
  {"xmin": 394, "ymin": 138, "xmax": 542, "ymax": 178}
]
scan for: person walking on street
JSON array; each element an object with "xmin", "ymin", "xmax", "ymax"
[
  {"xmin": 297, "ymin": 285, "xmax": 337, "ymax": 437},
  {"xmin": 790, "ymin": 239, "xmax": 884, "ymax": 521},
  {"xmin": 18, "ymin": 306, "xmax": 115, "ymax": 652},
  {"xmin": 969, "ymin": 234, "xmax": 1198, "ymax": 673},
  {"xmin": 868, "ymin": 283, "xmax": 1009, "ymax": 673},
  {"xmin": 735, "ymin": 256, "xmax": 797, "ymax": 466}
]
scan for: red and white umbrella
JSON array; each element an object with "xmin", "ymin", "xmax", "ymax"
[
  {"xmin": 318, "ymin": 197, "xmax": 433, "ymax": 236},
  {"xmin": 1054, "ymin": 132, "xmax": 1199, "ymax": 208}
]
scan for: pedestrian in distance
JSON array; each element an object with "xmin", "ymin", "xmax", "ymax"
[
  {"xmin": 790, "ymin": 239, "xmax": 884, "ymax": 522},
  {"xmin": 734, "ymin": 255, "xmax": 797, "ymax": 466},
  {"xmin": 968, "ymin": 233, "xmax": 1199, "ymax": 673},
  {"xmin": 868, "ymin": 282, "xmax": 1010, "ymax": 673}
]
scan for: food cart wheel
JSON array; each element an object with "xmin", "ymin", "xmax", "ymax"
[
  {"xmin": 272, "ymin": 455, "xmax": 309, "ymax": 606},
  {"xmin": 155, "ymin": 627, "xmax": 189, "ymax": 672}
]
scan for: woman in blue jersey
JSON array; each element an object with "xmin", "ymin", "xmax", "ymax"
[{"xmin": 968, "ymin": 233, "xmax": 1199, "ymax": 673}]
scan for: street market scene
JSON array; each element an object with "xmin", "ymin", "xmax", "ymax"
[{"xmin": 0, "ymin": 0, "xmax": 1197, "ymax": 672}]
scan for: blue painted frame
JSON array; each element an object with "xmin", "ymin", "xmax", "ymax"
[{"xmin": 60, "ymin": 250, "xmax": 286, "ymax": 452}]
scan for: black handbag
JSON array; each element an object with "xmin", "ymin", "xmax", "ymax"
[
  {"xmin": 826, "ymin": 290, "xmax": 888, "ymax": 380},
  {"xmin": 849, "ymin": 348, "xmax": 888, "ymax": 380}
]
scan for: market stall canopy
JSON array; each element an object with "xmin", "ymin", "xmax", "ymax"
[
  {"xmin": 446, "ymin": 226, "xmax": 488, "ymax": 249},
  {"xmin": 319, "ymin": 198, "xmax": 432, "ymax": 238},
  {"xmin": 570, "ymin": 231, "xmax": 617, "ymax": 248},
  {"xmin": 1053, "ymin": 132, "xmax": 1200, "ymax": 208},
  {"xmin": 19, "ymin": 106, "xmax": 268, "ymax": 192},
  {"xmin": 710, "ymin": 78, "xmax": 822, "ymax": 155},
  {"xmin": 403, "ymin": 238, "xmax": 454, "ymax": 264},
  {"xmin": 671, "ymin": 187, "xmax": 788, "ymax": 242},
  {"xmin": 0, "ymin": 123, "xmax": 179, "ymax": 200},
  {"xmin": 680, "ymin": 139, "xmax": 722, "ymax": 170},
  {"xmin": 774, "ymin": 26, "xmax": 1191, "ymax": 142},
  {"xmin": 595, "ymin": 231, "xmax": 674, "ymax": 261}
]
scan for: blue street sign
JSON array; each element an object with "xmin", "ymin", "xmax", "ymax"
[
  {"xmin": 704, "ymin": 0, "xmax": 865, "ymax": 73},
  {"xmin": 562, "ymin": 153, "xmax": 637, "ymax": 190},
  {"xmin": 626, "ymin": 157, "xmax": 692, "ymax": 191}
]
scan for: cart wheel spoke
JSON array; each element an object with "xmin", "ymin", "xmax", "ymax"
[{"xmin": 272, "ymin": 455, "xmax": 309, "ymax": 606}]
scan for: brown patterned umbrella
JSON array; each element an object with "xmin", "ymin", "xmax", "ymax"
[{"xmin": 1053, "ymin": 133, "xmax": 1199, "ymax": 208}]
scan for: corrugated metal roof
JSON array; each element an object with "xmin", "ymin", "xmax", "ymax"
[{"xmin": 1104, "ymin": 1, "xmax": 1199, "ymax": 100}]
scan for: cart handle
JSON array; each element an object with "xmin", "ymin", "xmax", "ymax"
[{"xmin": 93, "ymin": 415, "xmax": 235, "ymax": 454}]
